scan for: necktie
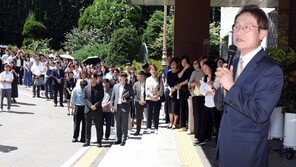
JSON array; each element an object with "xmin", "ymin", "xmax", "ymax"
[{"xmin": 235, "ymin": 57, "xmax": 244, "ymax": 80}]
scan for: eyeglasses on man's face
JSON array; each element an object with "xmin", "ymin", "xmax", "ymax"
[{"xmin": 232, "ymin": 23, "xmax": 259, "ymax": 33}]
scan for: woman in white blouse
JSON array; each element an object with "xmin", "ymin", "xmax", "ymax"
[
  {"xmin": 145, "ymin": 65, "xmax": 163, "ymax": 134},
  {"xmin": 197, "ymin": 60, "xmax": 221, "ymax": 146}
]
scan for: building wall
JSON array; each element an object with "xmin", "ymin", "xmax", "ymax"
[{"xmin": 174, "ymin": 0, "xmax": 210, "ymax": 60}]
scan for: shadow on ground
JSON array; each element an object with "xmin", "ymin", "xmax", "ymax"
[
  {"xmin": 15, "ymin": 102, "xmax": 36, "ymax": 106},
  {"xmin": 5, "ymin": 111, "xmax": 34, "ymax": 114},
  {"xmin": 0, "ymin": 145, "xmax": 18, "ymax": 153}
]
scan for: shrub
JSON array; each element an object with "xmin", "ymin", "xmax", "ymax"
[
  {"xmin": 22, "ymin": 12, "xmax": 47, "ymax": 39},
  {"xmin": 107, "ymin": 27, "xmax": 141, "ymax": 66},
  {"xmin": 22, "ymin": 38, "xmax": 51, "ymax": 55},
  {"xmin": 72, "ymin": 43, "xmax": 109, "ymax": 61},
  {"xmin": 78, "ymin": 0, "xmax": 142, "ymax": 43},
  {"xmin": 63, "ymin": 27, "xmax": 105, "ymax": 53}
]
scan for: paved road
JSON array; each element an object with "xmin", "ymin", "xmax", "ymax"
[
  {"xmin": 0, "ymin": 86, "xmax": 83, "ymax": 167},
  {"xmin": 2, "ymin": 86, "xmax": 293, "ymax": 167}
]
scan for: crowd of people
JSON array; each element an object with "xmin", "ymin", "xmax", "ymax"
[
  {"xmin": 0, "ymin": 5, "xmax": 285, "ymax": 167},
  {"xmin": 0, "ymin": 47, "xmax": 228, "ymax": 148}
]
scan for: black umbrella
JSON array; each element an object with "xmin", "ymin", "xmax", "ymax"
[{"xmin": 83, "ymin": 56, "xmax": 101, "ymax": 65}]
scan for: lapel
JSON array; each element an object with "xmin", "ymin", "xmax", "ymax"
[
  {"xmin": 87, "ymin": 85, "xmax": 91, "ymax": 99},
  {"xmin": 123, "ymin": 83, "xmax": 128, "ymax": 95},
  {"xmin": 235, "ymin": 49, "xmax": 265, "ymax": 85}
]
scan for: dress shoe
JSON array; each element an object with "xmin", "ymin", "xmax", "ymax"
[
  {"xmin": 72, "ymin": 138, "xmax": 78, "ymax": 142},
  {"xmin": 83, "ymin": 142, "xmax": 90, "ymax": 147},
  {"xmin": 97, "ymin": 142, "xmax": 102, "ymax": 147},
  {"xmin": 194, "ymin": 140, "xmax": 206, "ymax": 146},
  {"xmin": 54, "ymin": 104, "xmax": 57, "ymax": 107},
  {"xmin": 60, "ymin": 104, "xmax": 64, "ymax": 107},
  {"xmin": 133, "ymin": 132, "xmax": 140, "ymax": 136},
  {"xmin": 80, "ymin": 139, "xmax": 85, "ymax": 143},
  {"xmin": 120, "ymin": 141, "xmax": 126, "ymax": 146},
  {"xmin": 114, "ymin": 140, "xmax": 122, "ymax": 145}
]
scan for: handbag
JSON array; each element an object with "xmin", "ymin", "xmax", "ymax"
[
  {"xmin": 158, "ymin": 76, "xmax": 165, "ymax": 102},
  {"xmin": 33, "ymin": 77, "xmax": 44, "ymax": 86}
]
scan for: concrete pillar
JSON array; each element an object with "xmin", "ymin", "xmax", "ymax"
[
  {"xmin": 278, "ymin": 0, "xmax": 290, "ymax": 50},
  {"xmin": 174, "ymin": 0, "xmax": 210, "ymax": 62},
  {"xmin": 289, "ymin": 0, "xmax": 296, "ymax": 49}
]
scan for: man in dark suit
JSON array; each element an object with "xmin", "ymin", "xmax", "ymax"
[
  {"xmin": 52, "ymin": 61, "xmax": 65, "ymax": 107},
  {"xmin": 111, "ymin": 72, "xmax": 134, "ymax": 146},
  {"xmin": 83, "ymin": 72, "xmax": 104, "ymax": 147},
  {"xmin": 133, "ymin": 71, "xmax": 146, "ymax": 135},
  {"xmin": 215, "ymin": 5, "xmax": 284, "ymax": 167}
]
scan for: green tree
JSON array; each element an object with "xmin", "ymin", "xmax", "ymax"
[
  {"xmin": 22, "ymin": 38, "xmax": 51, "ymax": 55},
  {"xmin": 0, "ymin": 0, "xmax": 92, "ymax": 48},
  {"xmin": 108, "ymin": 27, "xmax": 141, "ymax": 66},
  {"xmin": 209, "ymin": 22, "xmax": 220, "ymax": 59},
  {"xmin": 78, "ymin": 0, "xmax": 142, "ymax": 43},
  {"xmin": 73, "ymin": 43, "xmax": 109, "ymax": 61},
  {"xmin": 142, "ymin": 9, "xmax": 174, "ymax": 60},
  {"xmin": 22, "ymin": 12, "xmax": 47, "ymax": 39},
  {"xmin": 63, "ymin": 28, "xmax": 105, "ymax": 53},
  {"xmin": 151, "ymin": 15, "xmax": 174, "ymax": 59},
  {"xmin": 142, "ymin": 10, "xmax": 164, "ymax": 45}
]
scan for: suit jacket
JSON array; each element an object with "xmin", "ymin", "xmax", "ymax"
[
  {"xmin": 51, "ymin": 68, "xmax": 65, "ymax": 86},
  {"xmin": 217, "ymin": 49, "xmax": 284, "ymax": 167},
  {"xmin": 111, "ymin": 83, "xmax": 134, "ymax": 112},
  {"xmin": 83, "ymin": 83, "xmax": 104, "ymax": 113},
  {"xmin": 133, "ymin": 81, "xmax": 145, "ymax": 103}
]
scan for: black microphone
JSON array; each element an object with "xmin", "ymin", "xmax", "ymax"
[{"xmin": 227, "ymin": 45, "xmax": 237, "ymax": 69}]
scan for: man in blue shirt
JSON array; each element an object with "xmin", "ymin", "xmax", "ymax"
[{"xmin": 71, "ymin": 80, "xmax": 88, "ymax": 143}]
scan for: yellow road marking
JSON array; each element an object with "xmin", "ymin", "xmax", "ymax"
[
  {"xmin": 73, "ymin": 146, "xmax": 104, "ymax": 167},
  {"xmin": 174, "ymin": 130, "xmax": 204, "ymax": 167}
]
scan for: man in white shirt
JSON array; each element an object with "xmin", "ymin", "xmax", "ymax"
[{"xmin": 31, "ymin": 54, "xmax": 44, "ymax": 98}]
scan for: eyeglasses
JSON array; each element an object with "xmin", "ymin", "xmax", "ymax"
[{"xmin": 232, "ymin": 23, "xmax": 259, "ymax": 33}]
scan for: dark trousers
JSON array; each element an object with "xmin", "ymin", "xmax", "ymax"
[
  {"xmin": 164, "ymin": 87, "xmax": 170, "ymax": 123},
  {"xmin": 23, "ymin": 70, "xmax": 32, "ymax": 87},
  {"xmin": 53, "ymin": 85, "xmax": 63, "ymax": 105},
  {"xmin": 179, "ymin": 90, "xmax": 189, "ymax": 127},
  {"xmin": 73, "ymin": 106, "xmax": 85, "ymax": 140},
  {"xmin": 85, "ymin": 111, "xmax": 103, "ymax": 143},
  {"xmin": 44, "ymin": 78, "xmax": 53, "ymax": 99},
  {"xmin": 192, "ymin": 96, "xmax": 205, "ymax": 139},
  {"xmin": 1, "ymin": 89, "xmax": 11, "ymax": 109},
  {"xmin": 102, "ymin": 112, "xmax": 112, "ymax": 139},
  {"xmin": 15, "ymin": 67, "xmax": 23, "ymax": 85},
  {"xmin": 33, "ymin": 85, "xmax": 41, "ymax": 97},
  {"xmin": 198, "ymin": 106, "xmax": 213, "ymax": 142},
  {"xmin": 198, "ymin": 106, "xmax": 221, "ymax": 143},
  {"xmin": 114, "ymin": 105, "xmax": 130, "ymax": 142},
  {"xmin": 146, "ymin": 100, "xmax": 161, "ymax": 129},
  {"xmin": 135, "ymin": 102, "xmax": 145, "ymax": 133}
]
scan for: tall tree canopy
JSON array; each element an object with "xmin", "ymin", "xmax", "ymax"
[
  {"xmin": 78, "ymin": 0, "xmax": 142, "ymax": 43},
  {"xmin": 0, "ymin": 0, "xmax": 92, "ymax": 48}
]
